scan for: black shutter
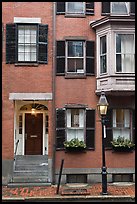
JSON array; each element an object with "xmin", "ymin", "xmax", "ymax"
[
  {"xmin": 38, "ymin": 24, "xmax": 48, "ymax": 64},
  {"xmin": 132, "ymin": 109, "xmax": 135, "ymax": 144},
  {"xmin": 6, "ymin": 24, "xmax": 16, "ymax": 64},
  {"xmin": 130, "ymin": 2, "xmax": 135, "ymax": 15},
  {"xmin": 56, "ymin": 41, "xmax": 65, "ymax": 75},
  {"xmin": 105, "ymin": 109, "xmax": 113, "ymax": 148},
  {"xmin": 102, "ymin": 2, "xmax": 110, "ymax": 15},
  {"xmin": 86, "ymin": 41, "xmax": 95, "ymax": 75},
  {"xmin": 56, "ymin": 2, "xmax": 65, "ymax": 14},
  {"xmin": 86, "ymin": 2, "xmax": 94, "ymax": 15},
  {"xmin": 86, "ymin": 109, "xmax": 95, "ymax": 149},
  {"xmin": 56, "ymin": 109, "xmax": 66, "ymax": 148}
]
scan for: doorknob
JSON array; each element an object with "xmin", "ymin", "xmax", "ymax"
[{"xmin": 25, "ymin": 133, "xmax": 27, "ymax": 140}]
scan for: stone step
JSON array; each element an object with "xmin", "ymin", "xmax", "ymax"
[
  {"xmin": 12, "ymin": 176, "xmax": 49, "ymax": 183},
  {"xmin": 13, "ymin": 171, "xmax": 48, "ymax": 176},
  {"xmin": 15, "ymin": 164, "xmax": 48, "ymax": 171},
  {"xmin": 8, "ymin": 182, "xmax": 51, "ymax": 187}
]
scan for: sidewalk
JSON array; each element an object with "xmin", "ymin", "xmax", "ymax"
[{"xmin": 2, "ymin": 182, "xmax": 135, "ymax": 202}]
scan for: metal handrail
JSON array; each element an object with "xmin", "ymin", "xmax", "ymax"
[
  {"xmin": 14, "ymin": 139, "xmax": 19, "ymax": 157},
  {"xmin": 11, "ymin": 139, "xmax": 19, "ymax": 183}
]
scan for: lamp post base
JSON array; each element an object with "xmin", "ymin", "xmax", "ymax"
[{"xmin": 102, "ymin": 166, "xmax": 108, "ymax": 195}]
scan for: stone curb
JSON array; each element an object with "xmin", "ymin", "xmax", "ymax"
[{"xmin": 2, "ymin": 195, "xmax": 135, "ymax": 201}]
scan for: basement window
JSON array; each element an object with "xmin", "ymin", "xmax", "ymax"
[
  {"xmin": 112, "ymin": 174, "xmax": 133, "ymax": 182},
  {"xmin": 67, "ymin": 174, "xmax": 87, "ymax": 183}
]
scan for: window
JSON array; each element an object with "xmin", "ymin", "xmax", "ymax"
[
  {"xmin": 66, "ymin": 41, "xmax": 85, "ymax": 74},
  {"xmin": 113, "ymin": 109, "xmax": 131, "ymax": 140},
  {"xmin": 56, "ymin": 2, "xmax": 94, "ymax": 15},
  {"xmin": 111, "ymin": 2, "xmax": 130, "ymax": 15},
  {"xmin": 66, "ymin": 109, "xmax": 84, "ymax": 141},
  {"xmin": 102, "ymin": 2, "xmax": 135, "ymax": 16},
  {"xmin": 56, "ymin": 40, "xmax": 95, "ymax": 75},
  {"xmin": 105, "ymin": 109, "xmax": 135, "ymax": 148},
  {"xmin": 19, "ymin": 114, "xmax": 23, "ymax": 134},
  {"xmin": 6, "ymin": 24, "xmax": 48, "ymax": 64},
  {"xmin": 66, "ymin": 2, "xmax": 85, "ymax": 15},
  {"xmin": 18, "ymin": 25, "xmax": 37, "ymax": 62},
  {"xmin": 56, "ymin": 108, "xmax": 95, "ymax": 149},
  {"xmin": 100, "ymin": 36, "xmax": 107, "ymax": 74},
  {"xmin": 116, "ymin": 34, "xmax": 135, "ymax": 73}
]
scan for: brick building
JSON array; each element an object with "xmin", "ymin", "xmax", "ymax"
[{"xmin": 2, "ymin": 2, "xmax": 135, "ymax": 186}]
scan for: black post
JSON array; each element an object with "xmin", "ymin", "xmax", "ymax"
[
  {"xmin": 101, "ymin": 116, "xmax": 107, "ymax": 195},
  {"xmin": 56, "ymin": 159, "xmax": 64, "ymax": 194}
]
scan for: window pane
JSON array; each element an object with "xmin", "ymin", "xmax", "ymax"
[
  {"xmin": 100, "ymin": 36, "xmax": 107, "ymax": 74},
  {"xmin": 111, "ymin": 2, "xmax": 129, "ymax": 14},
  {"xmin": 68, "ymin": 58, "xmax": 83, "ymax": 72},
  {"xmin": 31, "ymin": 52, "xmax": 36, "ymax": 61},
  {"xmin": 18, "ymin": 53, "xmax": 24, "ymax": 61},
  {"xmin": 68, "ymin": 41, "xmax": 83, "ymax": 57}
]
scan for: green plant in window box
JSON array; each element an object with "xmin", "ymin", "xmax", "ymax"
[
  {"xmin": 111, "ymin": 136, "xmax": 135, "ymax": 152},
  {"xmin": 64, "ymin": 138, "xmax": 86, "ymax": 152}
]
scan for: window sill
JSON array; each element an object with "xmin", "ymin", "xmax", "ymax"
[
  {"xmin": 65, "ymin": 14, "xmax": 86, "ymax": 18},
  {"xmin": 15, "ymin": 63, "xmax": 39, "ymax": 67},
  {"xmin": 65, "ymin": 74, "xmax": 87, "ymax": 79}
]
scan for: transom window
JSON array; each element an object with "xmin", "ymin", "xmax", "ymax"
[
  {"xmin": 66, "ymin": 41, "xmax": 85, "ymax": 73},
  {"xmin": 66, "ymin": 109, "xmax": 85, "ymax": 141},
  {"xmin": 116, "ymin": 34, "xmax": 135, "ymax": 73},
  {"xmin": 100, "ymin": 36, "xmax": 107, "ymax": 74},
  {"xmin": 18, "ymin": 25, "xmax": 37, "ymax": 62},
  {"xmin": 111, "ymin": 2, "xmax": 130, "ymax": 15},
  {"xmin": 66, "ymin": 2, "xmax": 85, "ymax": 15},
  {"xmin": 112, "ymin": 109, "xmax": 131, "ymax": 140}
]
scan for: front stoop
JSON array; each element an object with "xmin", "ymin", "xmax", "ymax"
[{"xmin": 8, "ymin": 155, "xmax": 51, "ymax": 187}]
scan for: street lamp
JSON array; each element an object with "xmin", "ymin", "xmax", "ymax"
[{"xmin": 97, "ymin": 91, "xmax": 109, "ymax": 195}]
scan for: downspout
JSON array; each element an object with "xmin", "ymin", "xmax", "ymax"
[{"xmin": 52, "ymin": 2, "xmax": 56, "ymax": 184}]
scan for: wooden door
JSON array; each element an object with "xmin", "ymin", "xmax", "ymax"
[{"xmin": 25, "ymin": 113, "xmax": 43, "ymax": 155}]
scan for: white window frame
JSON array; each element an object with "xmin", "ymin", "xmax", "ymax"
[
  {"xmin": 66, "ymin": 109, "xmax": 85, "ymax": 141},
  {"xmin": 100, "ymin": 35, "xmax": 107, "ymax": 74},
  {"xmin": 65, "ymin": 2, "xmax": 85, "ymax": 15},
  {"xmin": 112, "ymin": 109, "xmax": 131, "ymax": 140},
  {"xmin": 66, "ymin": 40, "xmax": 86, "ymax": 74},
  {"xmin": 115, "ymin": 33, "xmax": 135, "ymax": 73},
  {"xmin": 18, "ymin": 25, "xmax": 37, "ymax": 62},
  {"xmin": 110, "ymin": 2, "xmax": 130, "ymax": 16}
]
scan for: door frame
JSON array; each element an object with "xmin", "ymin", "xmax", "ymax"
[{"xmin": 14, "ymin": 110, "xmax": 48, "ymax": 156}]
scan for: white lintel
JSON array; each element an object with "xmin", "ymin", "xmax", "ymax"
[
  {"xmin": 9, "ymin": 93, "xmax": 52, "ymax": 100},
  {"xmin": 14, "ymin": 17, "xmax": 41, "ymax": 24}
]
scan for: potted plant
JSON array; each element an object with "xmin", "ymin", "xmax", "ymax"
[
  {"xmin": 111, "ymin": 136, "xmax": 135, "ymax": 152},
  {"xmin": 64, "ymin": 138, "xmax": 86, "ymax": 152}
]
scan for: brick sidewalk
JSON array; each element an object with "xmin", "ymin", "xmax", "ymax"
[{"xmin": 2, "ymin": 183, "xmax": 135, "ymax": 199}]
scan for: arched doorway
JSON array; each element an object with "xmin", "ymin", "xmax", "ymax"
[{"xmin": 15, "ymin": 101, "xmax": 48, "ymax": 155}]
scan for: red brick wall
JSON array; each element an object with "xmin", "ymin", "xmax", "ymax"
[{"xmin": 2, "ymin": 2, "xmax": 53, "ymax": 159}]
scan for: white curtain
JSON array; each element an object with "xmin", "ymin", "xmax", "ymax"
[{"xmin": 121, "ymin": 34, "xmax": 134, "ymax": 72}]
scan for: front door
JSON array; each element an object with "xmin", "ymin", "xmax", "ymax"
[{"xmin": 25, "ymin": 113, "xmax": 43, "ymax": 155}]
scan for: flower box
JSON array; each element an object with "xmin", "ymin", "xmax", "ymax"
[
  {"xmin": 111, "ymin": 136, "xmax": 135, "ymax": 153},
  {"xmin": 64, "ymin": 138, "xmax": 86, "ymax": 153},
  {"xmin": 65, "ymin": 146, "xmax": 86, "ymax": 152},
  {"xmin": 112, "ymin": 146, "xmax": 135, "ymax": 152}
]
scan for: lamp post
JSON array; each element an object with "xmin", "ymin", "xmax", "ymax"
[{"xmin": 97, "ymin": 91, "xmax": 109, "ymax": 195}]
